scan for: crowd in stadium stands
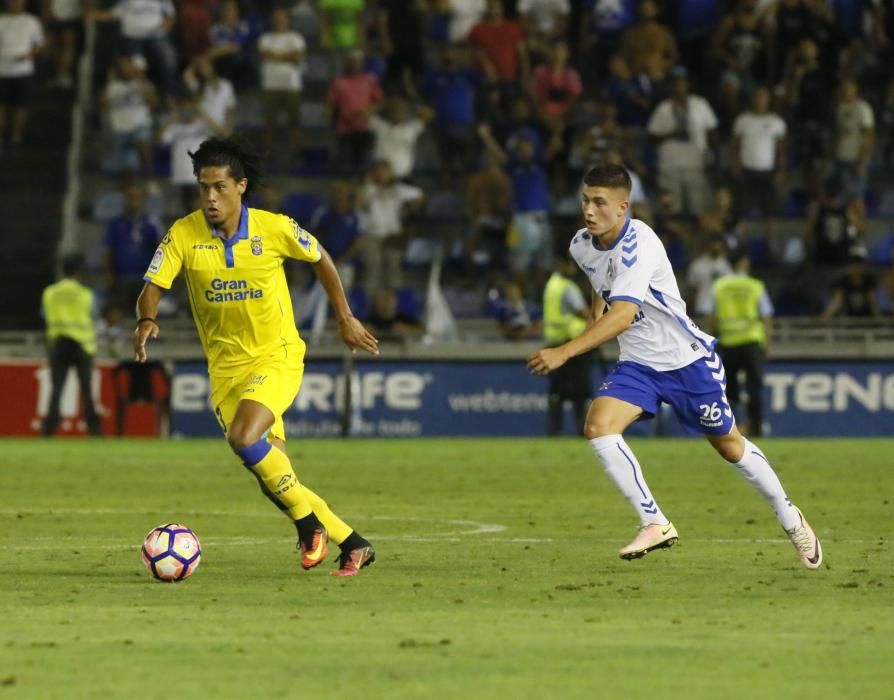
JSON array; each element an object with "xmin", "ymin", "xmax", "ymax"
[{"xmin": 3, "ymin": 0, "xmax": 894, "ymax": 336}]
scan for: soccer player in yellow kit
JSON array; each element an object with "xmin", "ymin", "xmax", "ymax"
[{"xmin": 133, "ymin": 138, "xmax": 380, "ymax": 576}]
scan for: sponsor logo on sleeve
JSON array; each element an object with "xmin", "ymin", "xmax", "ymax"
[
  {"xmin": 289, "ymin": 218, "xmax": 313, "ymax": 252},
  {"xmin": 148, "ymin": 247, "xmax": 165, "ymax": 274}
]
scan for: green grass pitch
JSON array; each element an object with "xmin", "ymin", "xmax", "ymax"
[{"xmin": 1, "ymin": 438, "xmax": 891, "ymax": 699}]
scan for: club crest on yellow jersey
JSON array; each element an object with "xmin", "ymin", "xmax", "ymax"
[{"xmin": 251, "ymin": 235, "xmax": 263, "ymax": 256}]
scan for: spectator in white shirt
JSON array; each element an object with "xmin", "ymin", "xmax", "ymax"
[
  {"xmin": 0, "ymin": 0, "xmax": 45, "ymax": 152},
  {"xmin": 359, "ymin": 159, "xmax": 424, "ymax": 296},
  {"xmin": 731, "ymin": 86, "xmax": 786, "ymax": 233},
  {"xmin": 183, "ymin": 56, "xmax": 236, "ymax": 138},
  {"xmin": 101, "ymin": 54, "xmax": 158, "ymax": 174},
  {"xmin": 834, "ymin": 79, "xmax": 874, "ymax": 219},
  {"xmin": 647, "ymin": 66, "xmax": 718, "ymax": 216},
  {"xmin": 90, "ymin": 0, "xmax": 178, "ymax": 99},
  {"xmin": 604, "ymin": 149, "xmax": 651, "ymax": 222},
  {"xmin": 370, "ymin": 94, "xmax": 433, "ymax": 180},
  {"xmin": 447, "ymin": 0, "xmax": 486, "ymax": 44},
  {"xmin": 157, "ymin": 90, "xmax": 214, "ymax": 212},
  {"xmin": 687, "ymin": 234, "xmax": 733, "ymax": 317},
  {"xmin": 258, "ymin": 7, "xmax": 306, "ymax": 167},
  {"xmin": 518, "ymin": 0, "xmax": 569, "ymax": 61}
]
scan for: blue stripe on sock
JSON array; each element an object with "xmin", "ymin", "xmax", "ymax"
[
  {"xmin": 236, "ymin": 439, "xmax": 272, "ymax": 467},
  {"xmin": 751, "ymin": 449, "xmax": 770, "ymax": 466},
  {"xmin": 617, "ymin": 442, "xmax": 649, "ymax": 500}
]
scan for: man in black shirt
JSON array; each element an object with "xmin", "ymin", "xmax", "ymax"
[{"xmin": 822, "ymin": 247, "xmax": 879, "ymax": 319}]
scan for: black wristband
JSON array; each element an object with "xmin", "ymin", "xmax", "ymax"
[{"xmin": 136, "ymin": 317, "xmax": 158, "ymax": 327}]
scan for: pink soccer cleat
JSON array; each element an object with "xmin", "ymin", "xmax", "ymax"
[
  {"xmin": 785, "ymin": 507, "xmax": 823, "ymax": 569},
  {"xmin": 619, "ymin": 522, "xmax": 679, "ymax": 560}
]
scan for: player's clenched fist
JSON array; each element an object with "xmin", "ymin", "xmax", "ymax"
[{"xmin": 527, "ymin": 347, "xmax": 567, "ymax": 375}]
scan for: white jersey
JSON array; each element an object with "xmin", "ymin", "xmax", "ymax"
[{"xmin": 569, "ymin": 218, "xmax": 716, "ymax": 371}]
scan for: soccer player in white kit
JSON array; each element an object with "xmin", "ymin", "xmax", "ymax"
[{"xmin": 527, "ymin": 164, "xmax": 823, "ymax": 569}]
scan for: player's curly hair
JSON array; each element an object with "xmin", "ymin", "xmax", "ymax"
[
  {"xmin": 583, "ymin": 164, "xmax": 632, "ymax": 193},
  {"xmin": 189, "ymin": 136, "xmax": 264, "ymax": 196}
]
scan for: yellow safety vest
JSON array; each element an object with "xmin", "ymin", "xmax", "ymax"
[
  {"xmin": 543, "ymin": 272, "xmax": 587, "ymax": 345},
  {"xmin": 712, "ymin": 274, "xmax": 767, "ymax": 347},
  {"xmin": 42, "ymin": 278, "xmax": 96, "ymax": 355}
]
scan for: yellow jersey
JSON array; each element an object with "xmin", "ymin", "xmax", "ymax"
[{"xmin": 144, "ymin": 205, "xmax": 321, "ymax": 376}]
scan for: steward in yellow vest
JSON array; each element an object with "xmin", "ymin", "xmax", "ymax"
[
  {"xmin": 710, "ymin": 250, "xmax": 773, "ymax": 437},
  {"xmin": 543, "ymin": 256, "xmax": 591, "ymax": 436},
  {"xmin": 41, "ymin": 254, "xmax": 101, "ymax": 436},
  {"xmin": 544, "ymin": 272, "xmax": 587, "ymax": 345}
]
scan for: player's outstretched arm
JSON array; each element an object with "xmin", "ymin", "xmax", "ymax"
[
  {"xmin": 311, "ymin": 245, "xmax": 379, "ymax": 355},
  {"xmin": 133, "ymin": 282, "xmax": 164, "ymax": 362},
  {"xmin": 527, "ymin": 301, "xmax": 638, "ymax": 375}
]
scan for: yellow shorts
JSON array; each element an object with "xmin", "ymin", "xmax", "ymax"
[{"xmin": 210, "ymin": 361, "xmax": 304, "ymax": 442}]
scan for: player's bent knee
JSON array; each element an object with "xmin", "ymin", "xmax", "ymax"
[
  {"xmin": 583, "ymin": 418, "xmax": 615, "ymax": 440},
  {"xmin": 711, "ymin": 434, "xmax": 745, "ymax": 463},
  {"xmin": 226, "ymin": 422, "xmax": 263, "ymax": 452}
]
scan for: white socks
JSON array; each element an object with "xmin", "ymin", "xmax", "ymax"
[
  {"xmin": 731, "ymin": 439, "xmax": 799, "ymax": 530},
  {"xmin": 590, "ymin": 434, "xmax": 799, "ymax": 531},
  {"xmin": 590, "ymin": 435, "xmax": 669, "ymax": 526}
]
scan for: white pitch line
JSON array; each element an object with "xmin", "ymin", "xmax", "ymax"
[
  {"xmin": 0, "ymin": 515, "xmax": 508, "ymax": 552},
  {"xmin": 0, "ymin": 534, "xmax": 492, "ymax": 551},
  {"xmin": 0, "ymin": 509, "xmax": 507, "ymax": 535},
  {"xmin": 0, "ymin": 535, "xmax": 875, "ymax": 552}
]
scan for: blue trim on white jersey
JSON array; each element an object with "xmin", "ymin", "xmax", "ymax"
[
  {"xmin": 648, "ymin": 285, "xmax": 715, "ymax": 352},
  {"xmin": 595, "ymin": 217, "xmax": 632, "ymax": 251},
  {"xmin": 607, "ymin": 294, "xmax": 643, "ymax": 306},
  {"xmin": 212, "ymin": 205, "xmax": 249, "ymax": 269}
]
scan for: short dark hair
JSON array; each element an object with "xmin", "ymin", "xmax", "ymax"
[
  {"xmin": 728, "ymin": 249, "xmax": 749, "ymax": 267},
  {"xmin": 582, "ymin": 164, "xmax": 632, "ymax": 193},
  {"xmin": 61, "ymin": 253, "xmax": 85, "ymax": 277},
  {"xmin": 189, "ymin": 137, "xmax": 263, "ymax": 196}
]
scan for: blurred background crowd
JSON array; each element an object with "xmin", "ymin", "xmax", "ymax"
[{"xmin": 3, "ymin": 0, "xmax": 894, "ymax": 341}]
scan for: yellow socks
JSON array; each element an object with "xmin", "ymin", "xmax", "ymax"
[
  {"xmin": 236, "ymin": 439, "xmax": 312, "ymax": 520},
  {"xmin": 301, "ymin": 485, "xmax": 352, "ymax": 545}
]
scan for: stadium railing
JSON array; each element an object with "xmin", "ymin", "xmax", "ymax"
[
  {"xmin": 58, "ymin": 19, "xmax": 98, "ymax": 257},
  {"xmin": 2, "ymin": 318, "xmax": 893, "ymax": 362}
]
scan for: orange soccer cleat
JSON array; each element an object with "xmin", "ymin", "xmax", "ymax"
[
  {"xmin": 298, "ymin": 526, "xmax": 329, "ymax": 570},
  {"xmin": 331, "ymin": 545, "xmax": 376, "ymax": 577}
]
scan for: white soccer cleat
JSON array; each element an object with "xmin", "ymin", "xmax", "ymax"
[
  {"xmin": 619, "ymin": 522, "xmax": 679, "ymax": 560},
  {"xmin": 785, "ymin": 507, "xmax": 823, "ymax": 569}
]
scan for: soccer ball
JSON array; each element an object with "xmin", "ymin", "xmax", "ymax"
[{"xmin": 141, "ymin": 523, "xmax": 202, "ymax": 582}]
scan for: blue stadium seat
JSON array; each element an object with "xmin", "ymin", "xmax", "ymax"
[
  {"xmin": 395, "ymin": 288, "xmax": 423, "ymax": 320},
  {"xmin": 93, "ymin": 190, "xmax": 125, "ymax": 222},
  {"xmin": 282, "ymin": 192, "xmax": 325, "ymax": 222},
  {"xmin": 348, "ymin": 286, "xmax": 369, "ymax": 320},
  {"xmin": 781, "ymin": 188, "xmax": 808, "ymax": 218},
  {"xmin": 296, "ymin": 146, "xmax": 333, "ymax": 176},
  {"xmin": 869, "ymin": 232, "xmax": 894, "ymax": 266},
  {"xmin": 152, "ymin": 144, "xmax": 171, "ymax": 179},
  {"xmin": 746, "ymin": 237, "xmax": 772, "ymax": 267},
  {"xmin": 303, "ymin": 53, "xmax": 336, "ymax": 84},
  {"xmin": 865, "ymin": 188, "xmax": 881, "ymax": 217},
  {"xmin": 299, "ymin": 100, "xmax": 329, "ymax": 128},
  {"xmin": 424, "ymin": 190, "xmax": 464, "ymax": 220}
]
